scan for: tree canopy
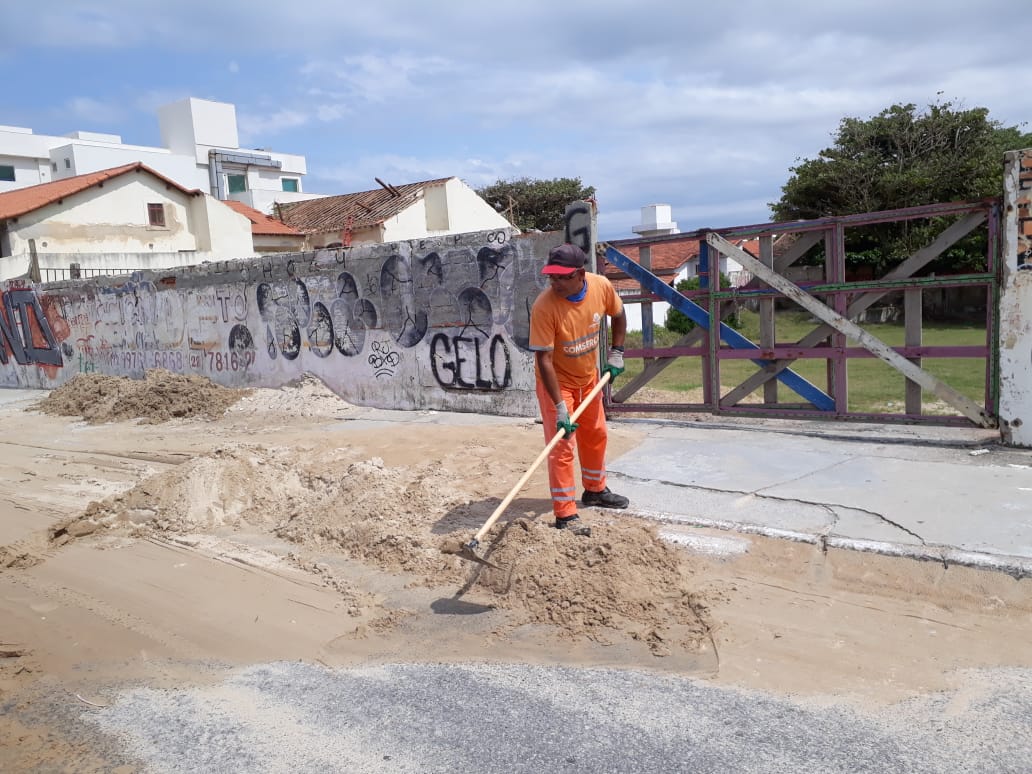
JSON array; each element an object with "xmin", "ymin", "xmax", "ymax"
[
  {"xmin": 770, "ymin": 100, "xmax": 1032, "ymax": 271},
  {"xmin": 476, "ymin": 177, "xmax": 595, "ymax": 233}
]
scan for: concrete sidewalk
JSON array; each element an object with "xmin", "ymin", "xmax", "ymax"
[
  {"xmin": 9, "ymin": 384, "xmax": 1031, "ymax": 576},
  {"xmin": 606, "ymin": 416, "xmax": 1032, "ymax": 577}
]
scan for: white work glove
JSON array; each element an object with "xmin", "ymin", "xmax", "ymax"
[
  {"xmin": 555, "ymin": 400, "xmax": 577, "ymax": 438},
  {"xmin": 602, "ymin": 346, "xmax": 625, "ymax": 383}
]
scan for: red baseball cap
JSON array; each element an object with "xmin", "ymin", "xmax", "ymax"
[{"xmin": 541, "ymin": 243, "xmax": 587, "ymax": 275}]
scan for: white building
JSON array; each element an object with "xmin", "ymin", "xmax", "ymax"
[
  {"xmin": 0, "ymin": 163, "xmax": 255, "ymax": 280},
  {"xmin": 0, "ymin": 97, "xmax": 321, "ymax": 214}
]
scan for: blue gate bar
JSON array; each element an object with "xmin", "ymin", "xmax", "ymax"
[{"xmin": 605, "ymin": 244, "xmax": 835, "ymax": 411}]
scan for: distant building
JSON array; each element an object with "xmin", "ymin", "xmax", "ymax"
[
  {"xmin": 606, "ymin": 204, "xmax": 753, "ymax": 331},
  {"xmin": 0, "ymin": 97, "xmax": 321, "ymax": 214},
  {"xmin": 0, "ymin": 97, "xmax": 520, "ymax": 277},
  {"xmin": 277, "ymin": 176, "xmax": 514, "ymax": 248},
  {"xmin": 0, "ymin": 163, "xmax": 254, "ymax": 280}
]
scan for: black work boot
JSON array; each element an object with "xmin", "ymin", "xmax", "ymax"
[
  {"xmin": 582, "ymin": 486, "xmax": 629, "ymax": 510},
  {"xmin": 554, "ymin": 514, "xmax": 592, "ymax": 536}
]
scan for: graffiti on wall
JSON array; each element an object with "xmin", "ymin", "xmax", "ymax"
[
  {"xmin": 368, "ymin": 340, "xmax": 400, "ymax": 378},
  {"xmin": 2, "ymin": 229, "xmax": 550, "ymax": 413},
  {"xmin": 0, "ymin": 285, "xmax": 66, "ymax": 377},
  {"xmin": 212, "ymin": 238, "xmax": 534, "ymax": 392}
]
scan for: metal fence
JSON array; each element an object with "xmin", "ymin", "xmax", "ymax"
[{"xmin": 39, "ymin": 266, "xmax": 147, "ymax": 283}]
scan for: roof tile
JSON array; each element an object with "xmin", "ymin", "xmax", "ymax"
[
  {"xmin": 276, "ymin": 177, "xmax": 454, "ymax": 234},
  {"xmin": 0, "ymin": 162, "xmax": 201, "ymax": 220},
  {"xmin": 223, "ymin": 200, "xmax": 302, "ymax": 236},
  {"xmin": 603, "ymin": 236, "xmax": 758, "ymax": 293}
]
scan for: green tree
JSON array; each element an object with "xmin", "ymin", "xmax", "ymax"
[
  {"xmin": 477, "ymin": 177, "xmax": 595, "ymax": 232},
  {"xmin": 665, "ymin": 275, "xmax": 741, "ymax": 334},
  {"xmin": 771, "ymin": 100, "xmax": 1032, "ymax": 271}
]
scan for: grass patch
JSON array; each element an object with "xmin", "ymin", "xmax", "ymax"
[{"xmin": 622, "ymin": 310, "xmax": 988, "ymax": 414}]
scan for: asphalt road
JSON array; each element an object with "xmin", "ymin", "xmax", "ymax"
[{"xmin": 35, "ymin": 661, "xmax": 1031, "ymax": 773}]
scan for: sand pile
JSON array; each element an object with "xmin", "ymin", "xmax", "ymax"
[
  {"xmin": 226, "ymin": 374, "xmax": 357, "ymax": 419},
  {"xmin": 77, "ymin": 444, "xmax": 317, "ymax": 532},
  {"xmin": 37, "ymin": 370, "xmax": 249, "ymax": 424},
  {"xmin": 42, "ymin": 375, "xmax": 710, "ymax": 653},
  {"xmin": 67, "ymin": 444, "xmax": 473, "ymax": 578},
  {"xmin": 274, "ymin": 456, "xmax": 472, "ymax": 576},
  {"xmin": 452, "ymin": 518, "xmax": 710, "ymax": 653},
  {"xmin": 58, "ymin": 438, "xmax": 710, "ymax": 653}
]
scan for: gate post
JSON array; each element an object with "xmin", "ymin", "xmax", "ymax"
[{"xmin": 998, "ymin": 148, "xmax": 1032, "ymax": 446}]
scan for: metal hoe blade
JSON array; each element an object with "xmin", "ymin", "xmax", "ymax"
[{"xmin": 454, "ymin": 539, "xmax": 500, "ymax": 570}]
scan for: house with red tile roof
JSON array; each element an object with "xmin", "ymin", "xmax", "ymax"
[
  {"xmin": 277, "ymin": 176, "xmax": 513, "ymax": 248},
  {"xmin": 0, "ymin": 162, "xmax": 254, "ymax": 280},
  {"xmin": 593, "ymin": 203, "xmax": 763, "ymax": 330},
  {"xmin": 223, "ymin": 200, "xmax": 304, "ymax": 254}
]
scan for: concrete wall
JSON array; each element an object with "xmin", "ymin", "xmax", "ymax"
[
  {"xmin": 30, "ymin": 251, "xmax": 222, "ymax": 278},
  {"xmin": 0, "ymin": 228, "xmax": 560, "ymax": 418},
  {"xmin": 998, "ymin": 149, "xmax": 1032, "ymax": 446}
]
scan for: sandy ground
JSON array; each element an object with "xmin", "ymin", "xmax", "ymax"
[{"xmin": 2, "ymin": 372, "xmax": 1031, "ymax": 771}]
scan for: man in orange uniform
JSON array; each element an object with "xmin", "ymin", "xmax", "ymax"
[{"xmin": 529, "ymin": 243, "xmax": 629, "ymax": 536}]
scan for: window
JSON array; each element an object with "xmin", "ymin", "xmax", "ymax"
[
  {"xmin": 0, "ymin": 165, "xmax": 14, "ymax": 182},
  {"xmin": 51, "ymin": 162, "xmax": 57, "ymax": 171},
  {"xmin": 147, "ymin": 203, "xmax": 166, "ymax": 227},
  {"xmin": 227, "ymin": 174, "xmax": 246, "ymax": 193},
  {"xmin": 281, "ymin": 178, "xmax": 299, "ymax": 193},
  {"xmin": 64, "ymin": 158, "xmax": 71, "ymax": 169}
]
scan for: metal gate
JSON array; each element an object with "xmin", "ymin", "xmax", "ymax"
[{"xmin": 602, "ymin": 199, "xmax": 1000, "ymax": 428}]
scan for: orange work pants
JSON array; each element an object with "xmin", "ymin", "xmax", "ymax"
[{"xmin": 535, "ymin": 377, "xmax": 609, "ymax": 518}]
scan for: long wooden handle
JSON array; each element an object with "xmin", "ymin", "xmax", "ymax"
[{"xmin": 471, "ymin": 371, "xmax": 612, "ymax": 543}]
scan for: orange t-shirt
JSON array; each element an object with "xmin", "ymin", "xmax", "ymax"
[{"xmin": 529, "ymin": 273, "xmax": 623, "ymax": 389}]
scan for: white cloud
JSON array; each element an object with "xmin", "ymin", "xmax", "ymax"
[
  {"xmin": 301, "ymin": 54, "xmax": 455, "ymax": 105},
  {"xmin": 237, "ymin": 109, "xmax": 310, "ymax": 145},
  {"xmin": 63, "ymin": 96, "xmax": 127, "ymax": 127},
  {"xmin": 6, "ymin": 0, "xmax": 1029, "ymax": 242}
]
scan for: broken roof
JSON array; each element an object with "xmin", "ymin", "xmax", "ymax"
[{"xmin": 276, "ymin": 177, "xmax": 455, "ymax": 234}]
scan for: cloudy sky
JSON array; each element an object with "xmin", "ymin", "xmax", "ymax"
[{"xmin": 1, "ymin": 1, "xmax": 1028, "ymax": 239}]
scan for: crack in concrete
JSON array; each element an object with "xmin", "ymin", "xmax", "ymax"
[
  {"xmin": 830, "ymin": 504, "xmax": 927, "ymax": 544},
  {"xmin": 612, "ymin": 471, "xmax": 928, "ymax": 545},
  {"xmin": 751, "ymin": 455, "xmax": 854, "ymax": 493}
]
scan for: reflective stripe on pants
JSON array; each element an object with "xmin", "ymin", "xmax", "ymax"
[{"xmin": 536, "ymin": 377, "xmax": 608, "ymax": 518}]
